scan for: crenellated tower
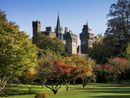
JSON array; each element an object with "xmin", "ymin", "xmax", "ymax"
[{"xmin": 32, "ymin": 21, "xmax": 41, "ymax": 37}]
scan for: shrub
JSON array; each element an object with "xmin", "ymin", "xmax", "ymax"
[
  {"xmin": 35, "ymin": 92, "xmax": 48, "ymax": 98},
  {"xmin": 108, "ymin": 58, "xmax": 129, "ymax": 83},
  {"xmin": 94, "ymin": 64, "xmax": 114, "ymax": 83}
]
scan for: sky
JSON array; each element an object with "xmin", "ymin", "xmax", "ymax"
[{"xmin": 0, "ymin": 0, "xmax": 117, "ymax": 44}]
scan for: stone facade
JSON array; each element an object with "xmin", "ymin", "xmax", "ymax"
[
  {"xmin": 32, "ymin": 16, "xmax": 94, "ymax": 54},
  {"xmin": 32, "ymin": 15, "xmax": 78, "ymax": 54},
  {"xmin": 80, "ymin": 23, "xmax": 94, "ymax": 54},
  {"xmin": 65, "ymin": 31, "xmax": 77, "ymax": 54}
]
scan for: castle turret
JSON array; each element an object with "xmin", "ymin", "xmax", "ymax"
[
  {"xmin": 32, "ymin": 21, "xmax": 41, "ymax": 37},
  {"xmin": 80, "ymin": 22, "xmax": 94, "ymax": 54},
  {"xmin": 64, "ymin": 27, "xmax": 68, "ymax": 34},
  {"xmin": 66, "ymin": 31, "xmax": 77, "ymax": 54}
]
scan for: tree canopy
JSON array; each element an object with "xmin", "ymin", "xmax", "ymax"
[
  {"xmin": 33, "ymin": 33, "xmax": 65, "ymax": 55},
  {"xmin": 105, "ymin": 1, "xmax": 130, "ymax": 55},
  {"xmin": 0, "ymin": 10, "xmax": 38, "ymax": 92}
]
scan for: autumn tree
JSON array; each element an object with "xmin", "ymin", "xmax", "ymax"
[
  {"xmin": 108, "ymin": 58, "xmax": 129, "ymax": 83},
  {"xmin": 36, "ymin": 52, "xmax": 62, "ymax": 94},
  {"xmin": 54, "ymin": 59, "xmax": 82, "ymax": 91},
  {"xmin": 94, "ymin": 64, "xmax": 114, "ymax": 82},
  {"xmin": 63, "ymin": 55, "xmax": 94, "ymax": 88},
  {"xmin": 0, "ymin": 10, "xmax": 38, "ymax": 92}
]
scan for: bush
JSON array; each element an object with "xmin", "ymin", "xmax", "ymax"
[
  {"xmin": 94, "ymin": 64, "xmax": 114, "ymax": 83},
  {"xmin": 35, "ymin": 92, "xmax": 48, "ymax": 98}
]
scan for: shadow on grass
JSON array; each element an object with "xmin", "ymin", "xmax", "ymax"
[
  {"xmin": 0, "ymin": 89, "xmax": 36, "ymax": 97},
  {"xmin": 73, "ymin": 85, "xmax": 130, "ymax": 97},
  {"xmin": 92, "ymin": 95, "xmax": 130, "ymax": 98}
]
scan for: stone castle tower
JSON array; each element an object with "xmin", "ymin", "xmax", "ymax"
[
  {"xmin": 65, "ymin": 30, "xmax": 77, "ymax": 54},
  {"xmin": 80, "ymin": 22, "xmax": 94, "ymax": 54},
  {"xmin": 32, "ymin": 21, "xmax": 41, "ymax": 38},
  {"xmin": 32, "ymin": 15, "xmax": 77, "ymax": 54}
]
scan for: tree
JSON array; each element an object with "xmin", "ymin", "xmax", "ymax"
[
  {"xmin": 125, "ymin": 43, "xmax": 130, "ymax": 60},
  {"xmin": 33, "ymin": 33, "xmax": 65, "ymax": 55},
  {"xmin": 94, "ymin": 64, "xmax": 114, "ymax": 83},
  {"xmin": 105, "ymin": 0, "xmax": 130, "ymax": 56},
  {"xmin": 54, "ymin": 59, "xmax": 82, "ymax": 91},
  {"xmin": 36, "ymin": 52, "xmax": 61, "ymax": 95},
  {"xmin": 0, "ymin": 10, "xmax": 38, "ymax": 92},
  {"xmin": 63, "ymin": 55, "xmax": 94, "ymax": 88},
  {"xmin": 89, "ymin": 34, "xmax": 114, "ymax": 64},
  {"xmin": 36, "ymin": 54, "xmax": 82, "ymax": 93},
  {"xmin": 108, "ymin": 58, "xmax": 129, "ymax": 83},
  {"xmin": 0, "ymin": 10, "xmax": 7, "ymax": 22}
]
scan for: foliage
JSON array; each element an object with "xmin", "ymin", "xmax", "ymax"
[
  {"xmin": 89, "ymin": 34, "xmax": 115, "ymax": 64},
  {"xmin": 53, "ymin": 59, "xmax": 82, "ymax": 91},
  {"xmin": 0, "ymin": 10, "xmax": 7, "ymax": 22},
  {"xmin": 125, "ymin": 43, "xmax": 130, "ymax": 60},
  {"xmin": 94, "ymin": 64, "xmax": 114, "ymax": 82},
  {"xmin": 0, "ymin": 10, "xmax": 38, "ymax": 92},
  {"xmin": 33, "ymin": 33, "xmax": 65, "ymax": 55},
  {"xmin": 63, "ymin": 55, "xmax": 94, "ymax": 87},
  {"xmin": 108, "ymin": 58, "xmax": 129, "ymax": 83},
  {"xmin": 105, "ymin": 0, "xmax": 130, "ymax": 56},
  {"xmin": 36, "ymin": 53, "xmax": 61, "ymax": 94}
]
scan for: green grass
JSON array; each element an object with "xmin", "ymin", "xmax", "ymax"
[{"xmin": 1, "ymin": 82, "xmax": 130, "ymax": 98}]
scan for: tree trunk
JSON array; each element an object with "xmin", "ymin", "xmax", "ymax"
[
  {"xmin": 72, "ymin": 81, "xmax": 76, "ymax": 85},
  {"xmin": 28, "ymin": 85, "xmax": 32, "ymax": 94},
  {"xmin": 66, "ymin": 83, "xmax": 69, "ymax": 91},
  {"xmin": 117, "ymin": 74, "xmax": 121, "ymax": 84},
  {"xmin": 82, "ymin": 79, "xmax": 88, "ymax": 88},
  {"xmin": 52, "ymin": 89, "xmax": 58, "ymax": 95},
  {"xmin": 65, "ymin": 81, "xmax": 70, "ymax": 91}
]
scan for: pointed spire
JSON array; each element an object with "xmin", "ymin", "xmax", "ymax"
[
  {"xmin": 86, "ymin": 20, "xmax": 88, "ymax": 25},
  {"xmin": 58, "ymin": 12, "xmax": 60, "ymax": 22},
  {"xmin": 55, "ymin": 12, "xmax": 62, "ymax": 38},
  {"xmin": 57, "ymin": 12, "xmax": 60, "ymax": 28}
]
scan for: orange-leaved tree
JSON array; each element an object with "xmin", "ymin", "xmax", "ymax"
[
  {"xmin": 53, "ymin": 59, "xmax": 82, "ymax": 91},
  {"xmin": 63, "ymin": 55, "xmax": 94, "ymax": 88}
]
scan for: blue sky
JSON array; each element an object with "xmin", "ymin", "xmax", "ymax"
[{"xmin": 0, "ymin": 0, "xmax": 117, "ymax": 44}]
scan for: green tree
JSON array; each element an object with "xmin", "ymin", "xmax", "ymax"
[
  {"xmin": 36, "ymin": 53, "xmax": 61, "ymax": 94},
  {"xmin": 125, "ymin": 43, "xmax": 130, "ymax": 60},
  {"xmin": 105, "ymin": 0, "xmax": 130, "ymax": 56},
  {"xmin": 0, "ymin": 10, "xmax": 38, "ymax": 92},
  {"xmin": 0, "ymin": 10, "xmax": 7, "ymax": 22},
  {"xmin": 33, "ymin": 33, "xmax": 65, "ymax": 55},
  {"xmin": 89, "ymin": 34, "xmax": 114, "ymax": 64}
]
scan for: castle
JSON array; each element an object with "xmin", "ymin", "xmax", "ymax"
[{"xmin": 32, "ymin": 15, "xmax": 94, "ymax": 54}]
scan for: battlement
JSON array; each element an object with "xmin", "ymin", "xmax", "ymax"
[
  {"xmin": 46, "ymin": 27, "xmax": 52, "ymax": 32},
  {"xmin": 71, "ymin": 34, "xmax": 77, "ymax": 42},
  {"xmin": 32, "ymin": 21, "xmax": 41, "ymax": 27}
]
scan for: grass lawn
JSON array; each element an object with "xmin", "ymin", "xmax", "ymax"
[{"xmin": 1, "ymin": 81, "xmax": 130, "ymax": 98}]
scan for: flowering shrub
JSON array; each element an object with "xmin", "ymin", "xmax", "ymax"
[
  {"xmin": 95, "ymin": 58, "xmax": 130, "ymax": 83},
  {"xmin": 94, "ymin": 64, "xmax": 114, "ymax": 82},
  {"xmin": 108, "ymin": 58, "xmax": 129, "ymax": 83}
]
